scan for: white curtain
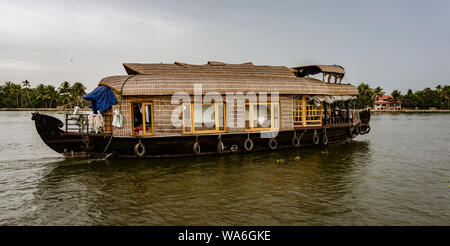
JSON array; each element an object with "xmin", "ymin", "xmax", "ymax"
[{"xmin": 307, "ymin": 95, "xmax": 357, "ymax": 106}]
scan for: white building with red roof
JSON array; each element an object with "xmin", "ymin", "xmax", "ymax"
[{"xmin": 374, "ymin": 95, "xmax": 402, "ymax": 110}]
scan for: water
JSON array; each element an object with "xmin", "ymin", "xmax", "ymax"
[{"xmin": 0, "ymin": 111, "xmax": 448, "ymax": 225}]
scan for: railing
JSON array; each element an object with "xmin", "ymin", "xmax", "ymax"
[
  {"xmin": 324, "ymin": 110, "xmax": 350, "ymax": 125},
  {"xmin": 305, "ymin": 104, "xmax": 323, "ymax": 126},
  {"xmin": 293, "ymin": 100, "xmax": 324, "ymax": 126},
  {"xmin": 65, "ymin": 113, "xmax": 113, "ymax": 134}
]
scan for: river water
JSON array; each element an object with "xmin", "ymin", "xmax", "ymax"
[{"xmin": 0, "ymin": 111, "xmax": 448, "ymax": 225}]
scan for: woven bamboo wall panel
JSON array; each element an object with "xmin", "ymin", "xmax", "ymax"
[{"xmin": 112, "ymin": 95, "xmax": 297, "ymax": 137}]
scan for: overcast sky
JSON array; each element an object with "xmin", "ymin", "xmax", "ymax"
[{"xmin": 1, "ymin": 0, "xmax": 449, "ymax": 93}]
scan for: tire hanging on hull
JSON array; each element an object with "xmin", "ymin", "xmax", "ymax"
[
  {"xmin": 268, "ymin": 138, "xmax": 278, "ymax": 150},
  {"xmin": 322, "ymin": 128, "xmax": 328, "ymax": 145},
  {"xmin": 134, "ymin": 140, "xmax": 146, "ymax": 157},
  {"xmin": 292, "ymin": 134, "xmax": 300, "ymax": 148},
  {"xmin": 193, "ymin": 141, "xmax": 201, "ymax": 156},
  {"xmin": 313, "ymin": 130, "xmax": 320, "ymax": 145},
  {"xmin": 244, "ymin": 137, "xmax": 254, "ymax": 152},
  {"xmin": 217, "ymin": 135, "xmax": 224, "ymax": 153}
]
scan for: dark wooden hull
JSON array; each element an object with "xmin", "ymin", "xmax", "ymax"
[{"xmin": 31, "ymin": 112, "xmax": 370, "ymax": 159}]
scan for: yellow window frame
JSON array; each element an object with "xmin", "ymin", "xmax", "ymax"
[
  {"xmin": 130, "ymin": 102, "xmax": 154, "ymax": 136},
  {"xmin": 293, "ymin": 99, "xmax": 303, "ymax": 126},
  {"xmin": 293, "ymin": 96, "xmax": 324, "ymax": 127},
  {"xmin": 245, "ymin": 102, "xmax": 280, "ymax": 131},
  {"xmin": 182, "ymin": 103, "xmax": 226, "ymax": 134}
]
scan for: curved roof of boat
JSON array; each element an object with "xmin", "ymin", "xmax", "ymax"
[
  {"xmin": 98, "ymin": 62, "xmax": 358, "ymax": 96},
  {"xmin": 123, "ymin": 61, "xmax": 297, "ymax": 78}
]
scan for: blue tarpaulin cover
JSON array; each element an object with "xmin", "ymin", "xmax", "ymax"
[{"xmin": 82, "ymin": 86, "xmax": 117, "ymax": 115}]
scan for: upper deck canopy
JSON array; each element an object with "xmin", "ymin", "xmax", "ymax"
[{"xmin": 292, "ymin": 65, "xmax": 345, "ymax": 78}]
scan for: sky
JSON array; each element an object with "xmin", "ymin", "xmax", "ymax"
[{"xmin": 0, "ymin": 0, "xmax": 449, "ymax": 93}]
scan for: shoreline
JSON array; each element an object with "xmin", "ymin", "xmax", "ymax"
[
  {"xmin": 1, "ymin": 108, "xmax": 449, "ymax": 113},
  {"xmin": 372, "ymin": 109, "xmax": 450, "ymax": 113}
]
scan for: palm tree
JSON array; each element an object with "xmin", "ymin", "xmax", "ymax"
[
  {"xmin": 22, "ymin": 80, "xmax": 33, "ymax": 107},
  {"xmin": 356, "ymin": 83, "xmax": 374, "ymax": 108},
  {"xmin": 443, "ymin": 85, "xmax": 450, "ymax": 109},
  {"xmin": 358, "ymin": 83, "xmax": 373, "ymax": 97},
  {"xmin": 46, "ymin": 85, "xmax": 59, "ymax": 108},
  {"xmin": 70, "ymin": 82, "xmax": 86, "ymax": 107},
  {"xmin": 373, "ymin": 86, "xmax": 385, "ymax": 99},
  {"xmin": 10, "ymin": 83, "xmax": 22, "ymax": 108},
  {"xmin": 35, "ymin": 84, "xmax": 47, "ymax": 108},
  {"xmin": 3, "ymin": 81, "xmax": 12, "ymax": 97},
  {"xmin": 391, "ymin": 90, "xmax": 402, "ymax": 106},
  {"xmin": 2, "ymin": 82, "xmax": 14, "ymax": 107},
  {"xmin": 435, "ymin": 84, "xmax": 444, "ymax": 108},
  {"xmin": 58, "ymin": 81, "xmax": 72, "ymax": 107}
]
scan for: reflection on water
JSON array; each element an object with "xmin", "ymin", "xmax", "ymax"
[
  {"xmin": 0, "ymin": 111, "xmax": 449, "ymax": 225},
  {"xmin": 26, "ymin": 142, "xmax": 369, "ymax": 225}
]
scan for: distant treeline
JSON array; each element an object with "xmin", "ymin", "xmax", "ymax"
[
  {"xmin": 0, "ymin": 80, "xmax": 89, "ymax": 108},
  {"xmin": 1, "ymin": 80, "xmax": 449, "ymax": 110},
  {"xmin": 354, "ymin": 83, "xmax": 450, "ymax": 109}
]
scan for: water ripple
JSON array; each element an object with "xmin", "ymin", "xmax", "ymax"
[{"xmin": 0, "ymin": 111, "xmax": 449, "ymax": 225}]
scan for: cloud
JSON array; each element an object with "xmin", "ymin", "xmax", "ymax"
[
  {"xmin": 0, "ymin": 0, "xmax": 449, "ymax": 92},
  {"xmin": 0, "ymin": 0, "xmax": 199, "ymax": 89}
]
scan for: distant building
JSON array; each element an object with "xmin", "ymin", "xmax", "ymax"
[{"xmin": 374, "ymin": 95, "xmax": 402, "ymax": 110}]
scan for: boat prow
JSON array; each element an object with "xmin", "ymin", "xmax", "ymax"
[{"xmin": 32, "ymin": 112, "xmax": 92, "ymax": 157}]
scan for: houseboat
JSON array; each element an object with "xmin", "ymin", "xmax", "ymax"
[{"xmin": 32, "ymin": 61, "xmax": 370, "ymax": 158}]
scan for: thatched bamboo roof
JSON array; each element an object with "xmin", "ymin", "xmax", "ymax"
[
  {"xmin": 123, "ymin": 62, "xmax": 297, "ymax": 78},
  {"xmin": 99, "ymin": 74, "xmax": 358, "ymax": 96}
]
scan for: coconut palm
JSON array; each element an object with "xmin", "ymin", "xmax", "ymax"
[
  {"xmin": 35, "ymin": 84, "xmax": 48, "ymax": 108},
  {"xmin": 70, "ymin": 82, "xmax": 86, "ymax": 107},
  {"xmin": 2, "ymin": 82, "xmax": 14, "ymax": 107},
  {"xmin": 58, "ymin": 81, "xmax": 73, "ymax": 107},
  {"xmin": 9, "ymin": 83, "xmax": 22, "ymax": 108},
  {"xmin": 443, "ymin": 85, "xmax": 450, "ymax": 109},
  {"xmin": 391, "ymin": 90, "xmax": 402, "ymax": 106},
  {"xmin": 46, "ymin": 85, "xmax": 59, "ymax": 108},
  {"xmin": 356, "ymin": 83, "xmax": 374, "ymax": 108},
  {"xmin": 373, "ymin": 86, "xmax": 385, "ymax": 99},
  {"xmin": 22, "ymin": 80, "xmax": 33, "ymax": 107},
  {"xmin": 358, "ymin": 83, "xmax": 373, "ymax": 97}
]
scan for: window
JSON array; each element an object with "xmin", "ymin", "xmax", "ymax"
[
  {"xmin": 293, "ymin": 99, "xmax": 303, "ymax": 126},
  {"xmin": 305, "ymin": 101, "xmax": 323, "ymax": 126},
  {"xmin": 245, "ymin": 102, "xmax": 280, "ymax": 131},
  {"xmin": 182, "ymin": 103, "xmax": 226, "ymax": 133},
  {"xmin": 293, "ymin": 96, "xmax": 323, "ymax": 126},
  {"xmin": 131, "ymin": 102, "xmax": 153, "ymax": 135}
]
